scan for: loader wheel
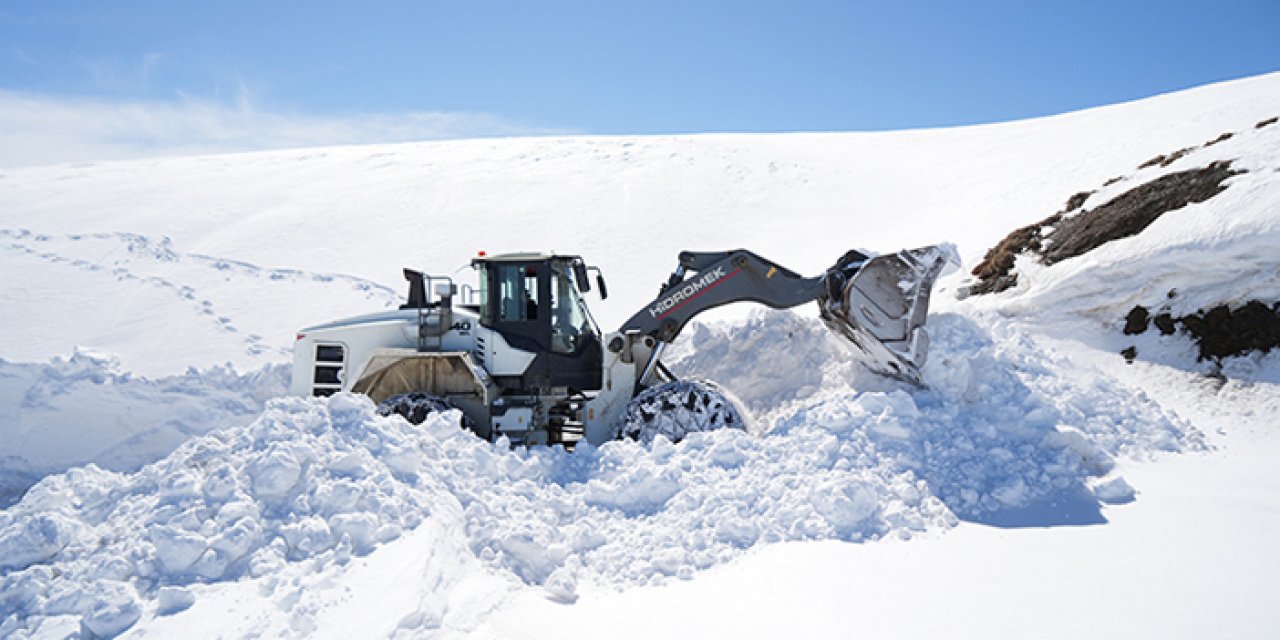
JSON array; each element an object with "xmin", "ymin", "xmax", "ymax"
[
  {"xmin": 616, "ymin": 379, "xmax": 749, "ymax": 445},
  {"xmin": 376, "ymin": 392, "xmax": 461, "ymax": 426}
]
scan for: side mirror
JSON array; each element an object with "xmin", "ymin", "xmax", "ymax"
[
  {"xmin": 573, "ymin": 262, "xmax": 591, "ymax": 292},
  {"xmin": 595, "ymin": 273, "xmax": 609, "ymax": 300}
]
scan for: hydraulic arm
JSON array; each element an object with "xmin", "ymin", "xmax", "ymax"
[
  {"xmin": 618, "ymin": 245, "xmax": 957, "ymax": 384},
  {"xmin": 619, "ymin": 249, "xmax": 825, "ymax": 341}
]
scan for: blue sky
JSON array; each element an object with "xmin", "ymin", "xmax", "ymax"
[{"xmin": 1, "ymin": 1, "xmax": 1277, "ymax": 164}]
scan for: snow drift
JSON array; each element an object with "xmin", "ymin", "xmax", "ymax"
[
  {"xmin": 0, "ymin": 307, "xmax": 1204, "ymax": 636},
  {"xmin": 0, "ymin": 353, "xmax": 287, "ymax": 507}
]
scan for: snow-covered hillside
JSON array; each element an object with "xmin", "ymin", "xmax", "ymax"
[
  {"xmin": 2, "ymin": 73, "xmax": 1277, "ymax": 374},
  {"xmin": 1, "ymin": 73, "xmax": 1278, "ymax": 638}
]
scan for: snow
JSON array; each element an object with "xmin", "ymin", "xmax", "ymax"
[
  {"xmin": 0, "ymin": 352, "xmax": 288, "ymax": 506},
  {"xmin": 477, "ymin": 436, "xmax": 1280, "ymax": 640},
  {"xmin": 1, "ymin": 72, "xmax": 1279, "ymax": 638}
]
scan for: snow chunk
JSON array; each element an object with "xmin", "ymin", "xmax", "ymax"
[
  {"xmin": 543, "ymin": 563, "xmax": 580, "ymax": 604},
  {"xmin": 81, "ymin": 581, "xmax": 141, "ymax": 638},
  {"xmin": 809, "ymin": 480, "xmax": 880, "ymax": 537},
  {"xmin": 149, "ymin": 524, "xmax": 207, "ymax": 574},
  {"xmin": 582, "ymin": 464, "xmax": 682, "ymax": 515},
  {"xmin": 155, "ymin": 586, "xmax": 195, "ymax": 615},
  {"xmin": 251, "ymin": 448, "xmax": 304, "ymax": 499},
  {"xmin": 0, "ymin": 513, "xmax": 74, "ymax": 570},
  {"xmin": 1091, "ymin": 476, "xmax": 1137, "ymax": 504}
]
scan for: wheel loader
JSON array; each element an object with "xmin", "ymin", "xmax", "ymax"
[{"xmin": 290, "ymin": 245, "xmax": 956, "ymax": 445}]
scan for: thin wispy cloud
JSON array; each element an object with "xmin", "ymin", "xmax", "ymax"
[{"xmin": 0, "ymin": 91, "xmax": 568, "ymax": 168}]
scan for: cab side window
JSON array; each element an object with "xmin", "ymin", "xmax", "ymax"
[
  {"xmin": 524, "ymin": 268, "xmax": 538, "ymax": 319},
  {"xmin": 496, "ymin": 264, "xmax": 539, "ymax": 322}
]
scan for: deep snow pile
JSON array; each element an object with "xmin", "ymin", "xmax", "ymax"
[
  {"xmin": 0, "ymin": 308, "xmax": 1202, "ymax": 637},
  {"xmin": 0, "ymin": 352, "xmax": 288, "ymax": 507},
  {"xmin": 1, "ymin": 394, "xmax": 436, "ymax": 637}
]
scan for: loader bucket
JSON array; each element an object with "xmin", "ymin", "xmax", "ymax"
[{"xmin": 818, "ymin": 244, "xmax": 958, "ymax": 384}]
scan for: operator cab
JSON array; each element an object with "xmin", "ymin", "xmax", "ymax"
[{"xmin": 472, "ymin": 252, "xmax": 606, "ymax": 392}]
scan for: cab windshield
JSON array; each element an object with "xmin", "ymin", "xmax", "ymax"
[{"xmin": 550, "ymin": 260, "xmax": 598, "ymax": 353}]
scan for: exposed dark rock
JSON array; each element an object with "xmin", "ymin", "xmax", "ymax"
[
  {"xmin": 1204, "ymin": 132, "xmax": 1234, "ymax": 147},
  {"xmin": 1138, "ymin": 155, "xmax": 1165, "ymax": 169},
  {"xmin": 1180, "ymin": 301, "xmax": 1280, "ymax": 360},
  {"xmin": 1064, "ymin": 191, "xmax": 1093, "ymax": 212},
  {"xmin": 1139, "ymin": 147, "xmax": 1197, "ymax": 170},
  {"xmin": 1123, "ymin": 306, "xmax": 1150, "ymax": 335},
  {"xmin": 1103, "ymin": 176, "xmax": 1123, "ymax": 187},
  {"xmin": 1120, "ymin": 300, "xmax": 1280, "ymax": 361},
  {"xmin": 1041, "ymin": 161, "xmax": 1243, "ymax": 265},
  {"xmin": 967, "ymin": 213, "xmax": 1060, "ymax": 295},
  {"xmin": 969, "ymin": 160, "xmax": 1242, "ymax": 296},
  {"xmin": 1160, "ymin": 147, "xmax": 1195, "ymax": 168},
  {"xmin": 968, "ymin": 123, "xmax": 1275, "ymax": 364}
]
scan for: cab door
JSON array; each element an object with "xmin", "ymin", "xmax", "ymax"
[
  {"xmin": 483, "ymin": 261, "xmax": 551, "ymax": 355},
  {"xmin": 479, "ymin": 259, "xmax": 602, "ymax": 392}
]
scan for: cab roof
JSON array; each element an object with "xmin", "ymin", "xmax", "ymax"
[{"xmin": 471, "ymin": 251, "xmax": 582, "ymax": 265}]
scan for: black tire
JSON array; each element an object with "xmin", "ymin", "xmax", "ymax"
[
  {"xmin": 616, "ymin": 379, "xmax": 749, "ymax": 445},
  {"xmin": 376, "ymin": 392, "xmax": 459, "ymax": 426}
]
